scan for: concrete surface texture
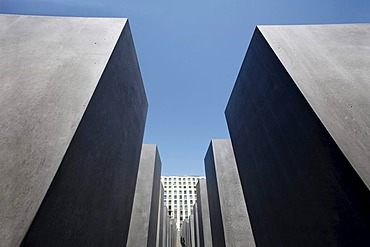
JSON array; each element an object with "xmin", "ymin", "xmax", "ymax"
[
  {"xmin": 258, "ymin": 24, "xmax": 370, "ymax": 189},
  {"xmin": 189, "ymin": 215, "xmax": 196, "ymax": 247},
  {"xmin": 127, "ymin": 144, "xmax": 162, "ymax": 247},
  {"xmin": 193, "ymin": 203, "xmax": 200, "ymax": 247},
  {"xmin": 0, "ymin": 14, "xmax": 148, "ymax": 246},
  {"xmin": 225, "ymin": 24, "xmax": 370, "ymax": 246},
  {"xmin": 204, "ymin": 139, "xmax": 255, "ymax": 247},
  {"xmin": 196, "ymin": 179, "xmax": 213, "ymax": 247}
]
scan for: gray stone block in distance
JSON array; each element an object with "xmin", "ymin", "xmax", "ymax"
[
  {"xmin": 196, "ymin": 179, "xmax": 212, "ymax": 247},
  {"xmin": 225, "ymin": 24, "xmax": 370, "ymax": 246},
  {"xmin": 204, "ymin": 139, "xmax": 255, "ymax": 247},
  {"xmin": 0, "ymin": 14, "xmax": 148, "ymax": 247},
  {"xmin": 127, "ymin": 144, "xmax": 162, "ymax": 247},
  {"xmin": 193, "ymin": 203, "xmax": 200, "ymax": 247}
]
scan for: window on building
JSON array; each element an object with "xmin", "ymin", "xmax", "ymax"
[
  {"xmin": 180, "ymin": 195, "xmax": 182, "ymax": 199},
  {"xmin": 190, "ymin": 200, "xmax": 193, "ymax": 204},
  {"xmin": 180, "ymin": 200, "xmax": 182, "ymax": 205},
  {"xmin": 180, "ymin": 217, "xmax": 183, "ymax": 221},
  {"xmin": 164, "ymin": 177, "xmax": 167, "ymax": 180},
  {"xmin": 174, "ymin": 186, "xmax": 177, "ymax": 188},
  {"xmin": 164, "ymin": 186, "xmax": 167, "ymax": 188},
  {"xmin": 169, "ymin": 195, "xmax": 172, "ymax": 199},
  {"xmin": 190, "ymin": 195, "xmax": 193, "ymax": 199},
  {"xmin": 189, "ymin": 191, "xmax": 192, "ymax": 194},
  {"xmin": 184, "ymin": 200, "xmax": 187, "ymax": 204},
  {"xmin": 169, "ymin": 200, "xmax": 172, "ymax": 204},
  {"xmin": 174, "ymin": 200, "xmax": 177, "ymax": 204},
  {"xmin": 174, "ymin": 178, "xmax": 176, "ymax": 180},
  {"xmin": 180, "ymin": 211, "xmax": 183, "ymax": 215},
  {"xmin": 174, "ymin": 190, "xmax": 177, "ymax": 194},
  {"xmin": 174, "ymin": 195, "xmax": 177, "ymax": 199},
  {"xmin": 183, "ymin": 178, "xmax": 186, "ymax": 180},
  {"xmin": 184, "ymin": 195, "xmax": 187, "ymax": 199}
]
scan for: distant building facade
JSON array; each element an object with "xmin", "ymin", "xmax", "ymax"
[{"xmin": 161, "ymin": 176, "xmax": 205, "ymax": 228}]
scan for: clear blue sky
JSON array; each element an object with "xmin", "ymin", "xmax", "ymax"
[{"xmin": 2, "ymin": 0, "xmax": 369, "ymax": 175}]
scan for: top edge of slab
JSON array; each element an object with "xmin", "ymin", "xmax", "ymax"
[{"xmin": 255, "ymin": 23, "xmax": 370, "ymax": 188}]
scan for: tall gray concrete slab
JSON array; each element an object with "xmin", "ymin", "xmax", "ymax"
[
  {"xmin": 204, "ymin": 139, "xmax": 255, "ymax": 247},
  {"xmin": 127, "ymin": 144, "xmax": 162, "ymax": 247},
  {"xmin": 161, "ymin": 206, "xmax": 168, "ymax": 247},
  {"xmin": 258, "ymin": 24, "xmax": 370, "ymax": 189},
  {"xmin": 0, "ymin": 15, "xmax": 148, "ymax": 246},
  {"xmin": 189, "ymin": 215, "xmax": 196, "ymax": 247},
  {"xmin": 157, "ymin": 185, "xmax": 165, "ymax": 247},
  {"xmin": 196, "ymin": 179, "xmax": 212, "ymax": 247},
  {"xmin": 193, "ymin": 203, "xmax": 200, "ymax": 247},
  {"xmin": 225, "ymin": 24, "xmax": 370, "ymax": 246},
  {"xmin": 169, "ymin": 219, "xmax": 178, "ymax": 247}
]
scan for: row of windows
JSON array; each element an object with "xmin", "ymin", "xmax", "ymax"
[
  {"xmin": 164, "ymin": 185, "xmax": 196, "ymax": 189},
  {"xmin": 163, "ymin": 181, "xmax": 197, "ymax": 185},
  {"xmin": 164, "ymin": 195, "xmax": 194, "ymax": 199},
  {"xmin": 164, "ymin": 190, "xmax": 195, "ymax": 195},
  {"xmin": 162, "ymin": 177, "xmax": 197, "ymax": 181},
  {"xmin": 164, "ymin": 199, "xmax": 194, "ymax": 205}
]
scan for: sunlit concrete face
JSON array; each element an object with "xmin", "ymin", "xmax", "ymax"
[
  {"xmin": 127, "ymin": 144, "xmax": 162, "ymax": 247},
  {"xmin": 0, "ymin": 14, "xmax": 147, "ymax": 246},
  {"xmin": 196, "ymin": 179, "xmax": 213, "ymax": 247},
  {"xmin": 226, "ymin": 24, "xmax": 370, "ymax": 246},
  {"xmin": 204, "ymin": 139, "xmax": 255, "ymax": 247}
]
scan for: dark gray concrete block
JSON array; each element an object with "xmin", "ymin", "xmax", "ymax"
[
  {"xmin": 161, "ymin": 205, "xmax": 168, "ymax": 247},
  {"xmin": 193, "ymin": 203, "xmax": 200, "ymax": 247},
  {"xmin": 127, "ymin": 144, "xmax": 162, "ymax": 247},
  {"xmin": 225, "ymin": 24, "xmax": 370, "ymax": 246},
  {"xmin": 189, "ymin": 215, "xmax": 196, "ymax": 247},
  {"xmin": 258, "ymin": 24, "xmax": 370, "ymax": 189},
  {"xmin": 204, "ymin": 139, "xmax": 255, "ymax": 247},
  {"xmin": 196, "ymin": 179, "xmax": 213, "ymax": 247},
  {"xmin": 0, "ymin": 14, "xmax": 147, "ymax": 246}
]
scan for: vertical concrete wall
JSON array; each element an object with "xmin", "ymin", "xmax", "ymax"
[
  {"xmin": 189, "ymin": 215, "xmax": 196, "ymax": 247},
  {"xmin": 127, "ymin": 144, "xmax": 162, "ymax": 247},
  {"xmin": 161, "ymin": 206, "xmax": 169, "ymax": 247},
  {"xmin": 193, "ymin": 203, "xmax": 200, "ymax": 247},
  {"xmin": 0, "ymin": 15, "xmax": 148, "ymax": 247},
  {"xmin": 180, "ymin": 219, "xmax": 192, "ymax": 247},
  {"xmin": 196, "ymin": 180, "xmax": 213, "ymax": 247},
  {"xmin": 204, "ymin": 139, "xmax": 255, "ymax": 247},
  {"xmin": 225, "ymin": 25, "xmax": 370, "ymax": 246}
]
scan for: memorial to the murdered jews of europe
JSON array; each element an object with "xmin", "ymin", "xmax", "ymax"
[{"xmin": 1, "ymin": 14, "xmax": 369, "ymax": 247}]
